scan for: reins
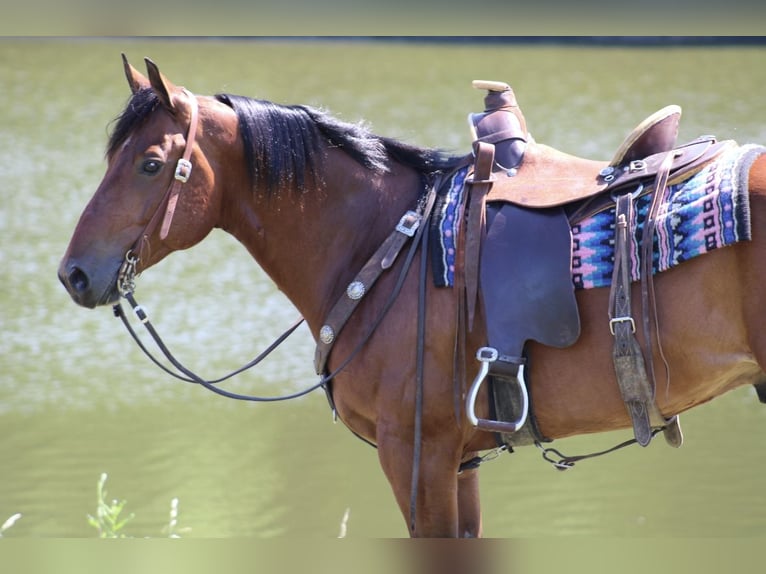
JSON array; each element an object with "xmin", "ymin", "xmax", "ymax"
[
  {"xmin": 112, "ymin": 86, "xmax": 443, "ymax": 405},
  {"xmin": 114, "ymin": 294, "xmax": 323, "ymax": 401}
]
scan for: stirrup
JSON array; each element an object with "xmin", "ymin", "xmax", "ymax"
[{"xmin": 465, "ymin": 347, "xmax": 529, "ymax": 434}]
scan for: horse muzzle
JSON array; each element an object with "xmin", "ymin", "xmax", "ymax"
[{"xmin": 57, "ymin": 257, "xmax": 121, "ymax": 308}]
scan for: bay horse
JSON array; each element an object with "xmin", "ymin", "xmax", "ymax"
[{"xmin": 58, "ymin": 56, "xmax": 766, "ymax": 537}]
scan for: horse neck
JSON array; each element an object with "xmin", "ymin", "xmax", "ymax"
[{"xmin": 220, "ymin": 148, "xmax": 425, "ymax": 333}]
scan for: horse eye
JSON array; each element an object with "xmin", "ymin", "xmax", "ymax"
[{"xmin": 141, "ymin": 159, "xmax": 163, "ymax": 175}]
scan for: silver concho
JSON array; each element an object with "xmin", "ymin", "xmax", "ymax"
[
  {"xmin": 319, "ymin": 325, "xmax": 335, "ymax": 345},
  {"xmin": 346, "ymin": 280, "xmax": 366, "ymax": 300}
]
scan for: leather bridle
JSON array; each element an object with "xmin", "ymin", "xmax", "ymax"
[
  {"xmin": 117, "ymin": 88, "xmax": 199, "ymax": 296},
  {"xmin": 112, "ymin": 89, "xmax": 440, "ymax": 407}
]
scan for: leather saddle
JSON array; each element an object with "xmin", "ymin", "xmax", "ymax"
[{"xmin": 462, "ymin": 80, "xmax": 728, "ymax": 448}]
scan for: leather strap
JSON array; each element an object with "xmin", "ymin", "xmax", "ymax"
[
  {"xmin": 160, "ymin": 89, "xmax": 199, "ymax": 240},
  {"xmin": 608, "ymin": 190, "xmax": 683, "ymax": 448},
  {"xmin": 639, "ymin": 150, "xmax": 676, "ymax": 395},
  {"xmin": 640, "ymin": 151, "xmax": 684, "ymax": 448},
  {"xmin": 313, "ymin": 210, "xmax": 423, "ymax": 374},
  {"xmin": 568, "ymin": 138, "xmax": 735, "ymax": 224},
  {"xmin": 464, "ymin": 142, "xmax": 495, "ymax": 330},
  {"xmin": 609, "ymin": 192, "xmax": 655, "ymax": 446},
  {"xmin": 126, "ymin": 88, "xmax": 200, "ymax": 262}
]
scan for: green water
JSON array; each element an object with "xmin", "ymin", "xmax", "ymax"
[{"xmin": 1, "ymin": 38, "xmax": 765, "ymax": 537}]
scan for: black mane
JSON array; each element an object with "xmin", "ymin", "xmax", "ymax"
[
  {"xmin": 215, "ymin": 93, "xmax": 468, "ymax": 194},
  {"xmin": 105, "ymin": 88, "xmax": 468, "ymax": 193}
]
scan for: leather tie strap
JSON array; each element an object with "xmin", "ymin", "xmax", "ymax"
[{"xmin": 464, "ymin": 142, "xmax": 495, "ymax": 330}]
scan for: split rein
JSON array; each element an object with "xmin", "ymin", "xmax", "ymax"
[{"xmin": 112, "ymin": 291, "xmax": 321, "ymax": 402}]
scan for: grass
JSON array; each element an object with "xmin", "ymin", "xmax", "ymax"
[
  {"xmin": 3, "ymin": 473, "xmax": 351, "ymax": 537},
  {"xmin": 87, "ymin": 472, "xmax": 189, "ymax": 538},
  {"xmin": 1, "ymin": 473, "xmax": 187, "ymax": 538}
]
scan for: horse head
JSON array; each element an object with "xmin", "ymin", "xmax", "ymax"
[{"xmin": 58, "ymin": 55, "xmax": 231, "ymax": 308}]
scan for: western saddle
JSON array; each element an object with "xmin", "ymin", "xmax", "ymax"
[{"xmin": 463, "ymin": 80, "xmax": 735, "ymax": 452}]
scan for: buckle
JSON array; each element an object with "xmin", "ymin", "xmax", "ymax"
[
  {"xmin": 396, "ymin": 211, "xmax": 421, "ymax": 237},
  {"xmin": 174, "ymin": 158, "xmax": 193, "ymax": 183},
  {"xmin": 609, "ymin": 316, "xmax": 636, "ymax": 335}
]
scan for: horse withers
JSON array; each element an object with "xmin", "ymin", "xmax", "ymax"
[{"xmin": 59, "ymin": 56, "xmax": 766, "ymax": 537}]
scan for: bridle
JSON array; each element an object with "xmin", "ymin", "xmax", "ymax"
[
  {"xmin": 116, "ymin": 88, "xmax": 198, "ymax": 298},
  {"xmin": 113, "ymin": 87, "xmax": 438, "ymax": 406},
  {"xmin": 113, "ymin": 87, "xmax": 323, "ymax": 402}
]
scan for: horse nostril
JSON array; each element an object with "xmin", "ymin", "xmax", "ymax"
[{"xmin": 67, "ymin": 267, "xmax": 90, "ymax": 294}]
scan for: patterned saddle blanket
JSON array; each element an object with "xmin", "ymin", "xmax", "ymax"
[{"xmin": 431, "ymin": 143, "xmax": 764, "ymax": 290}]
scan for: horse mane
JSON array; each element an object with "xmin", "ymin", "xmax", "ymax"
[
  {"xmin": 215, "ymin": 93, "xmax": 468, "ymax": 195},
  {"xmin": 105, "ymin": 88, "xmax": 468, "ymax": 194}
]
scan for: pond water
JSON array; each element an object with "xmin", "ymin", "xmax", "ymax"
[{"xmin": 1, "ymin": 38, "xmax": 765, "ymax": 537}]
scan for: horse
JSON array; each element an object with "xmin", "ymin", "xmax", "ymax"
[{"xmin": 58, "ymin": 56, "xmax": 766, "ymax": 538}]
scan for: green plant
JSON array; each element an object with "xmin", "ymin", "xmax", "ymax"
[
  {"xmin": 86, "ymin": 472, "xmax": 189, "ymax": 538},
  {"xmin": 87, "ymin": 472, "xmax": 135, "ymax": 538}
]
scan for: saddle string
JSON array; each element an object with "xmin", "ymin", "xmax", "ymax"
[{"xmin": 640, "ymin": 150, "xmax": 676, "ymax": 399}]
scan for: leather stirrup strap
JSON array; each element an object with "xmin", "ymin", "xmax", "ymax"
[{"xmin": 464, "ymin": 142, "xmax": 495, "ymax": 330}]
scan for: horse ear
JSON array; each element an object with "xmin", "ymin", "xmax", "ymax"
[
  {"xmin": 144, "ymin": 57, "xmax": 176, "ymax": 112},
  {"xmin": 122, "ymin": 53, "xmax": 149, "ymax": 94}
]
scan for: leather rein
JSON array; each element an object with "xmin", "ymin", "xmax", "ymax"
[{"xmin": 113, "ymin": 88, "xmax": 439, "ymax": 404}]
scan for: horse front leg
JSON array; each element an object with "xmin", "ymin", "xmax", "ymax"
[
  {"xmin": 457, "ymin": 461, "xmax": 483, "ymax": 537},
  {"xmin": 377, "ymin": 426, "xmax": 462, "ymax": 537}
]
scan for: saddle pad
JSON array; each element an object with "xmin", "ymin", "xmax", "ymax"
[
  {"xmin": 573, "ymin": 143, "xmax": 761, "ymax": 289},
  {"xmin": 431, "ymin": 165, "xmax": 470, "ymax": 287},
  {"xmin": 431, "ymin": 144, "xmax": 764, "ymax": 291}
]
